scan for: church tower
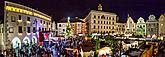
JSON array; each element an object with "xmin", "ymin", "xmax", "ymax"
[{"xmin": 98, "ymin": 4, "xmax": 102, "ymax": 11}]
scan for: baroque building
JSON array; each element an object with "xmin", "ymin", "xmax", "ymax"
[
  {"xmin": 146, "ymin": 15, "xmax": 159, "ymax": 36},
  {"xmin": 125, "ymin": 14, "xmax": 136, "ymax": 36},
  {"xmin": 159, "ymin": 14, "xmax": 165, "ymax": 36},
  {"xmin": 84, "ymin": 4, "xmax": 117, "ymax": 35},
  {"xmin": 135, "ymin": 17, "xmax": 146, "ymax": 36}
]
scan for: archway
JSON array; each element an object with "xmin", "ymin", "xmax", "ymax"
[
  {"xmin": 11, "ymin": 37, "xmax": 21, "ymax": 49},
  {"xmin": 32, "ymin": 36, "xmax": 38, "ymax": 44},
  {"xmin": 23, "ymin": 36, "xmax": 30, "ymax": 45}
]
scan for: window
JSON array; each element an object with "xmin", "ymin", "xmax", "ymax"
[
  {"xmin": 11, "ymin": 16, "xmax": 15, "ymax": 22},
  {"xmin": 42, "ymin": 28, "xmax": 44, "ymax": 31},
  {"xmin": 112, "ymin": 22, "xmax": 114, "ymax": 25},
  {"xmin": 101, "ymin": 26, "xmax": 102, "ymax": 29},
  {"xmin": 44, "ymin": 21, "xmax": 45, "ymax": 24},
  {"xmin": 59, "ymin": 24, "xmax": 61, "ymax": 27},
  {"xmin": 27, "ymin": 17, "xmax": 30, "ymax": 21},
  {"xmin": 40, "ymin": 20, "xmax": 42, "ymax": 23},
  {"xmin": 63, "ymin": 29, "xmax": 65, "ymax": 31},
  {"xmin": 24, "ymin": 27, "xmax": 26, "ymax": 31},
  {"xmin": 109, "ymin": 26, "xmax": 111, "ymax": 29},
  {"xmin": 18, "ymin": 26, "xmax": 22, "ymax": 33},
  {"xmin": 112, "ymin": 26, "xmax": 114, "ymax": 29},
  {"xmin": 94, "ymin": 20, "xmax": 96, "ymax": 23},
  {"xmin": 98, "ymin": 26, "xmax": 100, "ymax": 29},
  {"xmin": 104, "ymin": 21, "xmax": 105, "ymax": 24},
  {"xmin": 112, "ymin": 17, "xmax": 114, "ymax": 20},
  {"xmin": 49, "ymin": 28, "xmax": 50, "ymax": 31},
  {"xmin": 9, "ymin": 27, "xmax": 14, "ymax": 33},
  {"xmin": 33, "ymin": 27, "xmax": 36, "ymax": 33},
  {"xmin": 107, "ymin": 26, "xmax": 108, "ymax": 29},
  {"xmin": 104, "ymin": 26, "xmax": 105, "ymax": 29},
  {"xmin": 18, "ymin": 15, "xmax": 21, "ymax": 20},
  {"xmin": 107, "ymin": 21, "xmax": 108, "ymax": 24},
  {"xmin": 107, "ymin": 17, "xmax": 109, "ymax": 19},
  {"xmin": 78, "ymin": 24, "xmax": 80, "ymax": 26},
  {"xmin": 94, "ymin": 25, "xmax": 96, "ymax": 29},
  {"xmin": 45, "ymin": 28, "xmax": 46, "ymax": 31},
  {"xmin": 101, "ymin": 15, "xmax": 105, "ymax": 19},
  {"xmin": 109, "ymin": 22, "xmax": 111, "ymax": 24},
  {"xmin": 101, "ymin": 21, "xmax": 102, "ymax": 24},
  {"xmin": 94, "ymin": 15, "xmax": 96, "ymax": 18},
  {"xmin": 98, "ymin": 21, "xmax": 100, "ymax": 24},
  {"xmin": 109, "ymin": 17, "xmax": 111, "ymax": 20},
  {"xmin": 27, "ymin": 27, "xmax": 30, "ymax": 33},
  {"xmin": 39, "ymin": 27, "xmax": 41, "ymax": 31},
  {"xmin": 98, "ymin": 16, "xmax": 100, "ymax": 19}
]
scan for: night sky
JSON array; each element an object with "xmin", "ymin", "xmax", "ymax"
[{"xmin": 3, "ymin": 0, "xmax": 165, "ymax": 22}]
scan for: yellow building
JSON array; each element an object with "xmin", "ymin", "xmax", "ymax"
[
  {"xmin": 159, "ymin": 14, "xmax": 165, "ymax": 36},
  {"xmin": 84, "ymin": 4, "xmax": 117, "ymax": 35},
  {"xmin": 116, "ymin": 23, "xmax": 126, "ymax": 35},
  {"xmin": 1, "ymin": 1, "xmax": 54, "ymax": 50}
]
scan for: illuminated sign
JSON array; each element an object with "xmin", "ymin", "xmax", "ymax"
[{"xmin": 5, "ymin": 6, "xmax": 51, "ymax": 21}]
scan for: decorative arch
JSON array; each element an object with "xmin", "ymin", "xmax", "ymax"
[
  {"xmin": 23, "ymin": 36, "xmax": 31, "ymax": 45},
  {"xmin": 32, "ymin": 36, "xmax": 38, "ymax": 44},
  {"xmin": 11, "ymin": 37, "xmax": 21, "ymax": 49}
]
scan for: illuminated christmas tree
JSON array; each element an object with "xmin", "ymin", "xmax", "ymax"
[{"xmin": 65, "ymin": 17, "xmax": 72, "ymax": 38}]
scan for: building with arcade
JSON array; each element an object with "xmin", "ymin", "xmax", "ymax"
[{"xmin": 0, "ymin": 1, "xmax": 54, "ymax": 50}]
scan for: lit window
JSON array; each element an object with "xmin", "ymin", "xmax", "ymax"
[
  {"xmin": 18, "ymin": 26, "xmax": 22, "ymax": 33},
  {"xmin": 11, "ymin": 16, "xmax": 16, "ymax": 22},
  {"xmin": 9, "ymin": 27, "xmax": 14, "ymax": 33}
]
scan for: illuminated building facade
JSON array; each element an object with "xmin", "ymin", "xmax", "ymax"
[
  {"xmin": 135, "ymin": 17, "xmax": 146, "ymax": 36},
  {"xmin": 146, "ymin": 15, "xmax": 159, "ymax": 36},
  {"xmin": 159, "ymin": 14, "xmax": 165, "ymax": 36},
  {"xmin": 125, "ymin": 14, "xmax": 136, "ymax": 36},
  {"xmin": 1, "ymin": 1, "xmax": 53, "ymax": 49},
  {"xmin": 57, "ymin": 17, "xmax": 86, "ymax": 36},
  {"xmin": 84, "ymin": 4, "xmax": 117, "ymax": 35},
  {"xmin": 116, "ymin": 23, "xmax": 126, "ymax": 35}
]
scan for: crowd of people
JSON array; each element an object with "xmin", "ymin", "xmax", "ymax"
[{"xmin": 0, "ymin": 37, "xmax": 85, "ymax": 57}]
